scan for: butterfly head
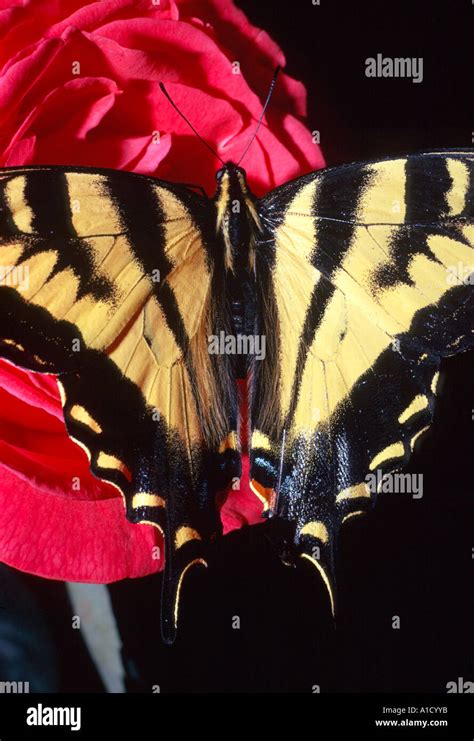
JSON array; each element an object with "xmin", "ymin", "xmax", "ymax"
[{"xmin": 215, "ymin": 161, "xmax": 248, "ymax": 194}]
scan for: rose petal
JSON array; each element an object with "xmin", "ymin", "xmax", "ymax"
[
  {"xmin": 0, "ymin": 465, "xmax": 162, "ymax": 581},
  {"xmin": 0, "ymin": 0, "xmax": 325, "ymax": 583}
]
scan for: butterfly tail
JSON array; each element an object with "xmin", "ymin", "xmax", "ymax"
[
  {"xmin": 297, "ymin": 528, "xmax": 337, "ymax": 619},
  {"xmin": 160, "ymin": 518, "xmax": 208, "ymax": 645},
  {"xmin": 158, "ymin": 449, "xmax": 225, "ymax": 645}
]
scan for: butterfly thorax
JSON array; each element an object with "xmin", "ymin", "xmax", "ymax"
[{"xmin": 214, "ymin": 162, "xmax": 261, "ymax": 274}]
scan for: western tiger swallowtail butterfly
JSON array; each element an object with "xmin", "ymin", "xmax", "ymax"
[{"xmin": 0, "ymin": 69, "xmax": 472, "ymax": 643}]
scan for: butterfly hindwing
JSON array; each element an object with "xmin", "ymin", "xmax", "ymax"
[
  {"xmin": 251, "ymin": 151, "xmax": 473, "ymax": 607},
  {"xmin": 0, "ymin": 165, "xmax": 240, "ymax": 641}
]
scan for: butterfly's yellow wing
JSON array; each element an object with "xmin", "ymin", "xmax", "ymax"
[
  {"xmin": 251, "ymin": 151, "xmax": 473, "ymax": 610},
  {"xmin": 0, "ymin": 166, "xmax": 239, "ymax": 642}
]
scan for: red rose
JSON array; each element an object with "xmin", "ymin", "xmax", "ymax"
[{"xmin": 0, "ymin": 0, "xmax": 324, "ymax": 583}]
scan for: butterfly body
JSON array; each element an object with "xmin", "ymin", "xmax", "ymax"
[
  {"xmin": 0, "ymin": 150, "xmax": 472, "ymax": 643},
  {"xmin": 213, "ymin": 161, "xmax": 259, "ymax": 377}
]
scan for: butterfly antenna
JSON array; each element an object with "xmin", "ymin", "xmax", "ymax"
[
  {"xmin": 237, "ymin": 65, "xmax": 281, "ymax": 166},
  {"xmin": 159, "ymin": 82, "xmax": 225, "ymax": 165}
]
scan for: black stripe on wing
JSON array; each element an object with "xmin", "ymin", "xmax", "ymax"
[
  {"xmin": 104, "ymin": 175, "xmax": 191, "ymax": 357},
  {"xmin": 22, "ymin": 169, "xmax": 114, "ymax": 301},
  {"xmin": 285, "ymin": 166, "xmax": 373, "ymax": 427}
]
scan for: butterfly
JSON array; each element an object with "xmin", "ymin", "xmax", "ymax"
[{"xmin": 0, "ymin": 71, "xmax": 472, "ymax": 644}]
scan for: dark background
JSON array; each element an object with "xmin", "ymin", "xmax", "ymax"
[{"xmin": 2, "ymin": 0, "xmax": 473, "ymax": 693}]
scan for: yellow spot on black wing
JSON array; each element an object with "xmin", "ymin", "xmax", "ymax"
[
  {"xmin": 250, "ymin": 430, "xmax": 272, "ymax": 451},
  {"xmin": 299, "ymin": 521, "xmax": 329, "ymax": 543},
  {"xmin": 410, "ymin": 425, "xmax": 430, "ymax": 451},
  {"xmin": 398, "ymin": 394, "xmax": 429, "ymax": 424},
  {"xmin": 2, "ymin": 338, "xmax": 25, "ymax": 352},
  {"xmin": 336, "ymin": 481, "xmax": 371, "ymax": 503},
  {"xmin": 369, "ymin": 441, "xmax": 404, "ymax": 470},
  {"xmin": 174, "ymin": 526, "xmax": 202, "ymax": 550},
  {"xmin": 70, "ymin": 404, "xmax": 102, "ymax": 434},
  {"xmin": 96, "ymin": 452, "xmax": 132, "ymax": 482},
  {"xmin": 431, "ymin": 372, "xmax": 440, "ymax": 394},
  {"xmin": 342, "ymin": 510, "xmax": 364, "ymax": 524},
  {"xmin": 132, "ymin": 493, "xmax": 166, "ymax": 509}
]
